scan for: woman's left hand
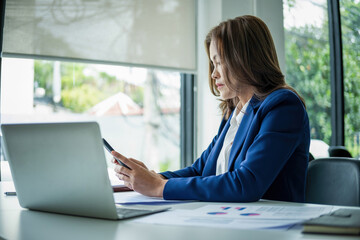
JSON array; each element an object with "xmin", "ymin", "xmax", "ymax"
[{"xmin": 111, "ymin": 151, "xmax": 167, "ymax": 198}]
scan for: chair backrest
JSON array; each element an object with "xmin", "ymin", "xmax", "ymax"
[
  {"xmin": 328, "ymin": 146, "xmax": 352, "ymax": 158},
  {"xmin": 308, "ymin": 152, "xmax": 315, "ymax": 162},
  {"xmin": 306, "ymin": 157, "xmax": 360, "ymax": 206}
]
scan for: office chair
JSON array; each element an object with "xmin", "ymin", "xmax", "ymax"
[
  {"xmin": 306, "ymin": 157, "xmax": 360, "ymax": 207},
  {"xmin": 308, "ymin": 152, "xmax": 315, "ymax": 162},
  {"xmin": 328, "ymin": 146, "xmax": 352, "ymax": 158}
]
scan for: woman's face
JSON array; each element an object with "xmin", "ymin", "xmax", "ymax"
[{"xmin": 209, "ymin": 41, "xmax": 237, "ymax": 100}]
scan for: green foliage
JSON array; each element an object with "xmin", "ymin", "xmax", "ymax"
[
  {"xmin": 285, "ymin": 24, "xmax": 332, "ymax": 143},
  {"xmin": 61, "ymin": 84, "xmax": 104, "ymax": 112},
  {"xmin": 129, "ymin": 87, "xmax": 144, "ymax": 107},
  {"xmin": 159, "ymin": 158, "xmax": 171, "ymax": 172},
  {"xmin": 159, "ymin": 157, "xmax": 180, "ymax": 172},
  {"xmin": 99, "ymin": 71, "xmax": 117, "ymax": 85},
  {"xmin": 34, "ymin": 60, "xmax": 145, "ymax": 114},
  {"xmin": 61, "ymin": 62, "xmax": 90, "ymax": 89},
  {"xmin": 34, "ymin": 60, "xmax": 53, "ymax": 96},
  {"xmin": 341, "ymin": 0, "xmax": 360, "ymax": 157},
  {"xmin": 284, "ymin": 0, "xmax": 296, "ymax": 8},
  {"xmin": 285, "ymin": 0, "xmax": 360, "ymax": 157}
]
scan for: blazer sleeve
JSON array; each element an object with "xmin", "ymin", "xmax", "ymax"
[
  {"xmin": 162, "ymin": 92, "xmax": 308, "ymax": 202},
  {"xmin": 160, "ymin": 117, "xmax": 227, "ymax": 179}
]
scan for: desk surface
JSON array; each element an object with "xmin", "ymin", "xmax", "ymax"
[{"xmin": 1, "ymin": 181, "xmax": 359, "ymax": 240}]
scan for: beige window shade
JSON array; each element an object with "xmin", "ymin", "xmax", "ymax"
[{"xmin": 2, "ymin": 0, "xmax": 196, "ymax": 71}]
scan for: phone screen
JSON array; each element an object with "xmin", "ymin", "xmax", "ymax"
[
  {"xmin": 102, "ymin": 138, "xmax": 131, "ymax": 169},
  {"xmin": 103, "ymin": 138, "xmax": 114, "ymax": 152}
]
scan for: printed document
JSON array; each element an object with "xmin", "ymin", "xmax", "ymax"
[
  {"xmin": 134, "ymin": 204, "xmax": 333, "ymax": 230},
  {"xmin": 114, "ymin": 191, "xmax": 188, "ymax": 205}
]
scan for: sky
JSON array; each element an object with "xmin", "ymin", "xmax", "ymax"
[{"xmin": 283, "ymin": 0, "xmax": 327, "ymax": 28}]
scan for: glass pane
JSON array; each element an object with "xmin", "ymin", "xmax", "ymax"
[
  {"xmin": 1, "ymin": 58, "xmax": 181, "ymax": 181},
  {"xmin": 340, "ymin": 0, "xmax": 360, "ymax": 159},
  {"xmin": 283, "ymin": 0, "xmax": 331, "ymax": 158}
]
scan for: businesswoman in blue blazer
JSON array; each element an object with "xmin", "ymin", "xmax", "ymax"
[{"xmin": 112, "ymin": 15, "xmax": 310, "ymax": 203}]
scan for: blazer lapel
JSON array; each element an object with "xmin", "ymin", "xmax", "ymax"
[{"xmin": 228, "ymin": 97, "xmax": 261, "ymax": 170}]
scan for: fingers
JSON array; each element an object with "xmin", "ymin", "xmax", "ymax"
[
  {"xmin": 129, "ymin": 158, "xmax": 148, "ymax": 169},
  {"xmin": 116, "ymin": 173, "xmax": 133, "ymax": 190},
  {"xmin": 110, "ymin": 151, "xmax": 147, "ymax": 171},
  {"xmin": 114, "ymin": 165, "xmax": 131, "ymax": 177},
  {"xmin": 116, "ymin": 172, "xmax": 130, "ymax": 182},
  {"xmin": 111, "ymin": 151, "xmax": 137, "ymax": 169},
  {"xmin": 111, "ymin": 151, "xmax": 127, "ymax": 163},
  {"xmin": 129, "ymin": 158, "xmax": 144, "ymax": 165},
  {"xmin": 123, "ymin": 181, "xmax": 133, "ymax": 190}
]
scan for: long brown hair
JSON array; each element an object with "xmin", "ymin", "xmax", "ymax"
[{"xmin": 205, "ymin": 15, "xmax": 305, "ymax": 119}]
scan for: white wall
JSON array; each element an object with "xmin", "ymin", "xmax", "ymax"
[
  {"xmin": 1, "ymin": 58, "xmax": 34, "ymax": 115},
  {"xmin": 196, "ymin": 0, "xmax": 223, "ymax": 157},
  {"xmin": 196, "ymin": 0, "xmax": 284, "ymax": 157}
]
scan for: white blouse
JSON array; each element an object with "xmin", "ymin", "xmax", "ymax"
[{"xmin": 216, "ymin": 100, "xmax": 250, "ymax": 175}]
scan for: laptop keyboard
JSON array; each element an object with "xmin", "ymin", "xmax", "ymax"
[{"xmin": 116, "ymin": 207, "xmax": 154, "ymax": 218}]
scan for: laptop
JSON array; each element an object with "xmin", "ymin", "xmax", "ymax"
[{"xmin": 1, "ymin": 122, "xmax": 169, "ymax": 220}]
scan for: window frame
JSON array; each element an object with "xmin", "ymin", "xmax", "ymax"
[
  {"xmin": 328, "ymin": 0, "xmax": 345, "ymax": 146},
  {"xmin": 0, "ymin": 0, "xmax": 5, "ymax": 181},
  {"xmin": 180, "ymin": 73, "xmax": 196, "ymax": 168}
]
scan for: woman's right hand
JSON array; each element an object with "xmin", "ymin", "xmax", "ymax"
[
  {"xmin": 112, "ymin": 156, "xmax": 148, "ymax": 169},
  {"xmin": 111, "ymin": 155, "xmax": 165, "ymax": 179},
  {"xmin": 111, "ymin": 151, "xmax": 167, "ymax": 197}
]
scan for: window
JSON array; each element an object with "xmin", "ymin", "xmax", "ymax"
[
  {"xmin": 1, "ymin": 58, "xmax": 183, "ymax": 180},
  {"xmin": 0, "ymin": 0, "xmax": 196, "ymax": 181},
  {"xmin": 283, "ymin": 0, "xmax": 331, "ymax": 157},
  {"xmin": 340, "ymin": 0, "xmax": 360, "ymax": 158}
]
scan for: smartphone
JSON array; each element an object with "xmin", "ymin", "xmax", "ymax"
[{"xmin": 102, "ymin": 138, "xmax": 131, "ymax": 169}]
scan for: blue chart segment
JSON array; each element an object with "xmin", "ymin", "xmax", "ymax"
[
  {"xmin": 240, "ymin": 213, "xmax": 260, "ymax": 216},
  {"xmin": 207, "ymin": 212, "xmax": 228, "ymax": 215},
  {"xmin": 221, "ymin": 207, "xmax": 231, "ymax": 210},
  {"xmin": 235, "ymin": 207, "xmax": 246, "ymax": 211}
]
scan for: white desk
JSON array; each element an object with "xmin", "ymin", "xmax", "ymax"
[{"xmin": 0, "ymin": 181, "xmax": 359, "ymax": 240}]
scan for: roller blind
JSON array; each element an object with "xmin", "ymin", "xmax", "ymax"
[{"xmin": 2, "ymin": 0, "xmax": 196, "ymax": 71}]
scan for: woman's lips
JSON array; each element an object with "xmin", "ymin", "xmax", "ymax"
[{"xmin": 216, "ymin": 83, "xmax": 224, "ymax": 89}]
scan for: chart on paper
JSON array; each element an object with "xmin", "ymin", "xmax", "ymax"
[{"xmin": 134, "ymin": 204, "xmax": 334, "ymax": 230}]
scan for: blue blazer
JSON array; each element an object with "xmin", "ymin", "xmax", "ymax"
[{"xmin": 161, "ymin": 89, "xmax": 310, "ymax": 202}]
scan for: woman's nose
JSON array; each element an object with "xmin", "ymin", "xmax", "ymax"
[{"xmin": 211, "ymin": 68, "xmax": 219, "ymax": 79}]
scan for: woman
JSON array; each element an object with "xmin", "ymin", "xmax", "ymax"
[{"xmin": 112, "ymin": 15, "xmax": 310, "ymax": 203}]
